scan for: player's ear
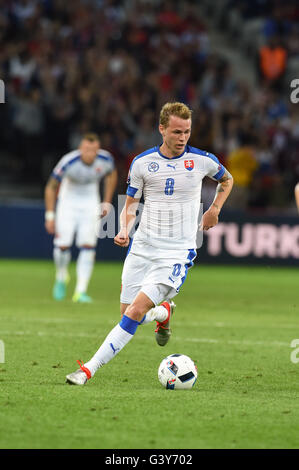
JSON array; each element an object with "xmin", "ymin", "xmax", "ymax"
[{"xmin": 159, "ymin": 124, "xmax": 165, "ymax": 137}]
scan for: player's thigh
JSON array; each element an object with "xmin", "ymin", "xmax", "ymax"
[
  {"xmin": 120, "ymin": 252, "xmax": 150, "ymax": 305},
  {"xmin": 141, "ymin": 283, "xmax": 177, "ymax": 306},
  {"xmin": 141, "ymin": 249, "xmax": 197, "ymax": 297},
  {"xmin": 76, "ymin": 206, "xmax": 98, "ymax": 248},
  {"xmin": 54, "ymin": 203, "xmax": 76, "ymax": 247}
]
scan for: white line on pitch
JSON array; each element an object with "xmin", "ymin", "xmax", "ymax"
[
  {"xmin": 2, "ymin": 317, "xmax": 299, "ymax": 330},
  {"xmin": 0, "ymin": 330, "xmax": 289, "ymax": 347}
]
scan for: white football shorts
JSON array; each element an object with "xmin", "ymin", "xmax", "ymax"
[
  {"xmin": 54, "ymin": 200, "xmax": 98, "ymax": 248},
  {"xmin": 120, "ymin": 240, "xmax": 197, "ymax": 306}
]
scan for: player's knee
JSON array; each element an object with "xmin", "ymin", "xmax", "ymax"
[{"xmin": 125, "ymin": 304, "xmax": 145, "ymax": 323}]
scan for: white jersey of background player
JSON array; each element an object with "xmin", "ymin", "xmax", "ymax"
[
  {"xmin": 45, "ymin": 133, "xmax": 117, "ymax": 303},
  {"xmin": 65, "ymin": 102, "xmax": 233, "ymax": 385}
]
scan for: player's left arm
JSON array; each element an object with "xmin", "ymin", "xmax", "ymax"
[
  {"xmin": 202, "ymin": 169, "xmax": 234, "ymax": 230},
  {"xmin": 100, "ymin": 168, "xmax": 118, "ymax": 218}
]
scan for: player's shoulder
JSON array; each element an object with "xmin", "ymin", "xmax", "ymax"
[
  {"xmin": 186, "ymin": 145, "xmax": 219, "ymax": 163},
  {"xmin": 55, "ymin": 149, "xmax": 81, "ymax": 168},
  {"xmin": 97, "ymin": 148, "xmax": 115, "ymax": 163},
  {"xmin": 52, "ymin": 150, "xmax": 81, "ymax": 180},
  {"xmin": 130, "ymin": 146, "xmax": 159, "ymax": 169}
]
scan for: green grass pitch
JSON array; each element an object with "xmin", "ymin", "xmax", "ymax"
[{"xmin": 0, "ymin": 259, "xmax": 299, "ymax": 449}]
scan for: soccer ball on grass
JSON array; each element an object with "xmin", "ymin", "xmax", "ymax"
[{"xmin": 158, "ymin": 354, "xmax": 197, "ymax": 390}]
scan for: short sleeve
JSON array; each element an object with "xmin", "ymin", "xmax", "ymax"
[
  {"xmin": 97, "ymin": 152, "xmax": 115, "ymax": 175},
  {"xmin": 126, "ymin": 158, "xmax": 143, "ymax": 198},
  {"xmin": 51, "ymin": 157, "xmax": 67, "ymax": 181},
  {"xmin": 205, "ymin": 152, "xmax": 226, "ymax": 180}
]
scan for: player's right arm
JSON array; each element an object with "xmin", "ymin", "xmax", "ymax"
[
  {"xmin": 44, "ymin": 176, "xmax": 60, "ymax": 234},
  {"xmin": 114, "ymin": 154, "xmax": 143, "ymax": 247},
  {"xmin": 295, "ymin": 183, "xmax": 299, "ymax": 213},
  {"xmin": 114, "ymin": 196, "xmax": 140, "ymax": 247}
]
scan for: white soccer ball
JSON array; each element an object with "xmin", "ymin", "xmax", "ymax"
[{"xmin": 158, "ymin": 354, "xmax": 198, "ymax": 390}]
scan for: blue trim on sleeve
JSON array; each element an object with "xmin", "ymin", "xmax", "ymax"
[
  {"xmin": 126, "ymin": 186, "xmax": 138, "ymax": 197},
  {"xmin": 51, "ymin": 172, "xmax": 62, "ymax": 182},
  {"xmin": 119, "ymin": 315, "xmax": 139, "ymax": 335},
  {"xmin": 213, "ymin": 165, "xmax": 225, "ymax": 180}
]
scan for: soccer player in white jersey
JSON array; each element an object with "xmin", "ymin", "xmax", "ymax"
[
  {"xmin": 66, "ymin": 102, "xmax": 233, "ymax": 384},
  {"xmin": 44, "ymin": 133, "xmax": 117, "ymax": 303}
]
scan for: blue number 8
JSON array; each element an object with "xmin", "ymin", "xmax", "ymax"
[
  {"xmin": 172, "ymin": 264, "xmax": 181, "ymax": 276},
  {"xmin": 165, "ymin": 178, "xmax": 175, "ymax": 195}
]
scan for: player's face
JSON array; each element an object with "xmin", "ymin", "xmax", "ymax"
[
  {"xmin": 79, "ymin": 139, "xmax": 100, "ymax": 165},
  {"xmin": 159, "ymin": 116, "xmax": 191, "ymax": 156}
]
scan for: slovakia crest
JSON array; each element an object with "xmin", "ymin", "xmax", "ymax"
[
  {"xmin": 184, "ymin": 159, "xmax": 194, "ymax": 171},
  {"xmin": 148, "ymin": 162, "xmax": 159, "ymax": 172}
]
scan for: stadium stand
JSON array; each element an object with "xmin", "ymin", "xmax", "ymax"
[{"xmin": 0, "ymin": 0, "xmax": 298, "ymax": 211}]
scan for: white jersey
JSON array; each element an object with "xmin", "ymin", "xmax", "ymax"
[
  {"xmin": 127, "ymin": 144, "xmax": 226, "ymax": 250},
  {"xmin": 52, "ymin": 149, "xmax": 115, "ymax": 205}
]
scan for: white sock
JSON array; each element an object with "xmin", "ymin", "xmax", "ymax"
[
  {"xmin": 84, "ymin": 316, "xmax": 139, "ymax": 377},
  {"xmin": 53, "ymin": 247, "xmax": 71, "ymax": 282},
  {"xmin": 75, "ymin": 248, "xmax": 95, "ymax": 294},
  {"xmin": 139, "ymin": 305, "xmax": 168, "ymax": 325}
]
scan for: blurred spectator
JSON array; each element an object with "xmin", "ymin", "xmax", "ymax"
[
  {"xmin": 226, "ymin": 136, "xmax": 259, "ymax": 210},
  {"xmin": 0, "ymin": 0, "xmax": 297, "ymax": 211},
  {"xmin": 134, "ymin": 110, "xmax": 161, "ymax": 153},
  {"xmin": 11, "ymin": 88, "xmax": 45, "ymax": 180},
  {"xmin": 258, "ymin": 35, "xmax": 287, "ymax": 90}
]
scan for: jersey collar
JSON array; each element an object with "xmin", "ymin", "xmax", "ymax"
[{"xmin": 157, "ymin": 145, "xmax": 187, "ymax": 160}]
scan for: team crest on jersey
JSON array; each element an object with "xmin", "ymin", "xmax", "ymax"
[
  {"xmin": 148, "ymin": 162, "xmax": 159, "ymax": 172},
  {"xmin": 184, "ymin": 160, "xmax": 194, "ymax": 171}
]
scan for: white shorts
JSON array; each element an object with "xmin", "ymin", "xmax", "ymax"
[
  {"xmin": 54, "ymin": 201, "xmax": 98, "ymax": 248},
  {"xmin": 120, "ymin": 240, "xmax": 197, "ymax": 306}
]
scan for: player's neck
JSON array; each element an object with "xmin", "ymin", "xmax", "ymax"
[
  {"xmin": 159, "ymin": 143, "xmax": 185, "ymax": 159},
  {"xmin": 80, "ymin": 156, "xmax": 95, "ymax": 166}
]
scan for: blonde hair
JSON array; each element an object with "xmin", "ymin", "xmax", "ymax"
[
  {"xmin": 159, "ymin": 102, "xmax": 192, "ymax": 128},
  {"xmin": 81, "ymin": 132, "xmax": 100, "ymax": 143}
]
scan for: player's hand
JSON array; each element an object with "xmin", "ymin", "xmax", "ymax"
[
  {"xmin": 200, "ymin": 206, "xmax": 220, "ymax": 231},
  {"xmin": 99, "ymin": 202, "xmax": 112, "ymax": 219},
  {"xmin": 114, "ymin": 228, "xmax": 130, "ymax": 247},
  {"xmin": 45, "ymin": 220, "xmax": 55, "ymax": 234}
]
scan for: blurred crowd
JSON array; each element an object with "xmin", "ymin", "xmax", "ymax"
[{"xmin": 0, "ymin": 0, "xmax": 298, "ymax": 211}]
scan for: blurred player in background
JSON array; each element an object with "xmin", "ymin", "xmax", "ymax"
[
  {"xmin": 295, "ymin": 183, "xmax": 299, "ymax": 212},
  {"xmin": 44, "ymin": 133, "xmax": 117, "ymax": 303},
  {"xmin": 66, "ymin": 102, "xmax": 233, "ymax": 384}
]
